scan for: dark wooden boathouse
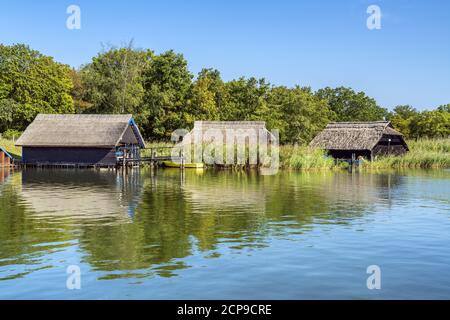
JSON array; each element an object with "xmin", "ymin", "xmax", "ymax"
[
  {"xmin": 15, "ymin": 114, "xmax": 145, "ymax": 167},
  {"xmin": 309, "ymin": 121, "xmax": 409, "ymax": 160}
]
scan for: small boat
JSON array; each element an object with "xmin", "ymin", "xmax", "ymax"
[{"xmin": 162, "ymin": 161, "xmax": 205, "ymax": 169}]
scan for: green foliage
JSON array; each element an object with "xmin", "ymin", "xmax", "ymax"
[
  {"xmin": 283, "ymin": 145, "xmax": 336, "ymax": 170},
  {"xmin": 141, "ymin": 50, "xmax": 193, "ymax": 140},
  {"xmin": 186, "ymin": 68, "xmax": 224, "ymax": 124},
  {"xmin": 0, "ymin": 44, "xmax": 74, "ymax": 131},
  {"xmin": 316, "ymin": 86, "xmax": 388, "ymax": 122},
  {"xmin": 80, "ymin": 44, "xmax": 151, "ymax": 115},
  {"xmin": 69, "ymin": 68, "xmax": 92, "ymax": 113},
  {"xmin": 0, "ymin": 43, "xmax": 447, "ymax": 145},
  {"xmin": 267, "ymin": 86, "xmax": 332, "ymax": 144},
  {"xmin": 221, "ymin": 77, "xmax": 270, "ymax": 121},
  {"xmin": 389, "ymin": 105, "xmax": 418, "ymax": 138},
  {"xmin": 390, "ymin": 105, "xmax": 450, "ymax": 139},
  {"xmin": 1, "ymin": 129, "xmax": 22, "ymax": 140},
  {"xmin": 437, "ymin": 104, "xmax": 450, "ymax": 113}
]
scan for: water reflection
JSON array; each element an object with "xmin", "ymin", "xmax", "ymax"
[
  {"xmin": 21, "ymin": 169, "xmax": 144, "ymax": 221},
  {"xmin": 0, "ymin": 167, "xmax": 448, "ymax": 288}
]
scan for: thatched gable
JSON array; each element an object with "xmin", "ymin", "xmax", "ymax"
[
  {"xmin": 309, "ymin": 121, "xmax": 408, "ymax": 152},
  {"xmin": 16, "ymin": 114, "xmax": 145, "ymax": 148}
]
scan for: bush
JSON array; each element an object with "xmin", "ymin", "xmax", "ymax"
[{"xmin": 1, "ymin": 129, "xmax": 22, "ymax": 140}]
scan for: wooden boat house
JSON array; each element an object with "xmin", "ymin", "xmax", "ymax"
[
  {"xmin": 309, "ymin": 121, "xmax": 408, "ymax": 160},
  {"xmin": 15, "ymin": 114, "xmax": 145, "ymax": 167}
]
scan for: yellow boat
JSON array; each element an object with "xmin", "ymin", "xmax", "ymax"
[{"xmin": 162, "ymin": 161, "xmax": 205, "ymax": 169}]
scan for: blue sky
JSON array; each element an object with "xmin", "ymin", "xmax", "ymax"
[{"xmin": 1, "ymin": 0, "xmax": 449, "ymax": 110}]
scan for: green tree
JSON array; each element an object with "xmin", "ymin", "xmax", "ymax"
[
  {"xmin": 437, "ymin": 104, "xmax": 450, "ymax": 113},
  {"xmin": 0, "ymin": 44, "xmax": 74, "ymax": 131},
  {"xmin": 315, "ymin": 87, "xmax": 387, "ymax": 122},
  {"xmin": 69, "ymin": 68, "xmax": 92, "ymax": 113},
  {"xmin": 186, "ymin": 68, "xmax": 225, "ymax": 124},
  {"xmin": 80, "ymin": 44, "xmax": 151, "ymax": 115},
  {"xmin": 389, "ymin": 105, "xmax": 418, "ymax": 138},
  {"xmin": 141, "ymin": 50, "xmax": 193, "ymax": 139},
  {"xmin": 221, "ymin": 77, "xmax": 270, "ymax": 121},
  {"xmin": 268, "ymin": 86, "xmax": 333, "ymax": 144},
  {"xmin": 409, "ymin": 110, "xmax": 450, "ymax": 139}
]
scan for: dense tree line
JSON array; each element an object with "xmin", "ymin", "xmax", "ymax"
[{"xmin": 0, "ymin": 43, "xmax": 448, "ymax": 143}]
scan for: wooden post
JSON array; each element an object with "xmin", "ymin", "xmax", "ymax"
[
  {"xmin": 180, "ymin": 150, "xmax": 185, "ymax": 170},
  {"xmin": 0, "ymin": 151, "xmax": 4, "ymax": 166},
  {"xmin": 387, "ymin": 138, "xmax": 391, "ymax": 156}
]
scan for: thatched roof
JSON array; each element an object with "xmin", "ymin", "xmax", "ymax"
[
  {"xmin": 186, "ymin": 121, "xmax": 270, "ymax": 142},
  {"xmin": 16, "ymin": 114, "xmax": 145, "ymax": 148},
  {"xmin": 192, "ymin": 121, "xmax": 267, "ymax": 131},
  {"xmin": 309, "ymin": 121, "xmax": 404, "ymax": 150}
]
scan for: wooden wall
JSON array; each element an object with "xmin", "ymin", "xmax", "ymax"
[
  {"xmin": 0, "ymin": 150, "xmax": 11, "ymax": 167},
  {"xmin": 22, "ymin": 147, "xmax": 117, "ymax": 166},
  {"xmin": 372, "ymin": 134, "xmax": 408, "ymax": 157},
  {"xmin": 327, "ymin": 149, "xmax": 372, "ymax": 159}
]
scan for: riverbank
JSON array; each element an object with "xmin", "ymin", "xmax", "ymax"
[
  {"xmin": 144, "ymin": 138, "xmax": 450, "ymax": 170},
  {"xmin": 2, "ymin": 138, "xmax": 449, "ymax": 170},
  {"xmin": 283, "ymin": 139, "xmax": 450, "ymax": 170}
]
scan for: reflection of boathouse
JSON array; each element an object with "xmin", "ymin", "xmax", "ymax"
[{"xmin": 19, "ymin": 169, "xmax": 144, "ymax": 220}]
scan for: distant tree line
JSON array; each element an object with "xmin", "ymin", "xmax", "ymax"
[{"xmin": 0, "ymin": 43, "xmax": 448, "ymax": 143}]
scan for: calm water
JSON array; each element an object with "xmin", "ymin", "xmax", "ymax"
[{"xmin": 0, "ymin": 167, "xmax": 449, "ymax": 299}]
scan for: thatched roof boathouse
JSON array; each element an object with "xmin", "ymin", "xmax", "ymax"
[
  {"xmin": 309, "ymin": 121, "xmax": 408, "ymax": 160},
  {"xmin": 16, "ymin": 114, "xmax": 145, "ymax": 167}
]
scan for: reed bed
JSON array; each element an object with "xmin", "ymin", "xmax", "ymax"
[
  {"xmin": 2, "ymin": 137, "xmax": 448, "ymax": 170},
  {"xmin": 364, "ymin": 138, "xmax": 450, "ymax": 169}
]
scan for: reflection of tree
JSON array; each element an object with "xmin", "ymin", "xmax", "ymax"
[
  {"xmin": 0, "ymin": 172, "xmax": 72, "ymax": 280},
  {"xmin": 80, "ymin": 169, "xmax": 405, "ymax": 279},
  {"xmin": 0, "ymin": 167, "xmax": 411, "ymax": 281}
]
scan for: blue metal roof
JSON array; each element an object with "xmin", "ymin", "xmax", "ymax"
[{"xmin": 128, "ymin": 118, "xmax": 146, "ymax": 148}]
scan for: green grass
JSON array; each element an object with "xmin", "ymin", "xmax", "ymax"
[
  {"xmin": 144, "ymin": 138, "xmax": 450, "ymax": 170},
  {"xmin": 279, "ymin": 145, "xmax": 337, "ymax": 170},
  {"xmin": 0, "ymin": 138, "xmax": 22, "ymax": 160},
  {"xmin": 365, "ymin": 138, "xmax": 450, "ymax": 169}
]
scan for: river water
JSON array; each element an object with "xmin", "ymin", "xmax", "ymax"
[{"xmin": 0, "ymin": 168, "xmax": 449, "ymax": 299}]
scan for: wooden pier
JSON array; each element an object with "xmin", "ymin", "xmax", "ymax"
[
  {"xmin": 13, "ymin": 146, "xmax": 186, "ymax": 170},
  {"xmin": 125, "ymin": 146, "xmax": 186, "ymax": 169}
]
